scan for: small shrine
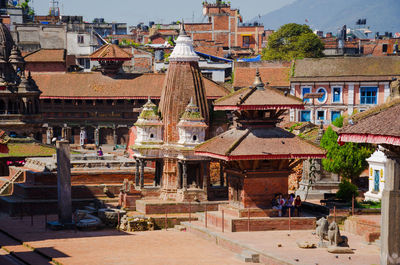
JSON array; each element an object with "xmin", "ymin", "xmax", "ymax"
[
  {"xmin": 194, "ymin": 71, "xmax": 326, "ymax": 231},
  {"xmin": 365, "ymin": 148, "xmax": 388, "ymax": 202}
]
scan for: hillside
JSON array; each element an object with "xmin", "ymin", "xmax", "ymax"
[{"xmin": 253, "ymin": 0, "xmax": 400, "ymax": 35}]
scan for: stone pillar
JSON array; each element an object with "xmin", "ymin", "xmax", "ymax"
[
  {"xmin": 140, "ymin": 159, "xmax": 145, "ymax": 188},
  {"xmin": 135, "ymin": 158, "xmax": 140, "ymax": 187},
  {"xmin": 46, "ymin": 127, "xmax": 53, "ymax": 145},
  {"xmin": 220, "ymin": 162, "xmax": 224, "ymax": 187},
  {"xmin": 94, "ymin": 127, "xmax": 100, "ymax": 147},
  {"xmin": 182, "ymin": 161, "xmax": 188, "ymax": 191},
  {"xmin": 56, "ymin": 141, "xmax": 72, "ymax": 224},
  {"xmin": 79, "ymin": 128, "xmax": 86, "ymax": 147},
  {"xmin": 61, "ymin": 125, "xmax": 71, "ymax": 142},
  {"xmin": 381, "ymin": 153, "xmax": 400, "ymax": 265},
  {"xmin": 154, "ymin": 160, "xmax": 158, "ymax": 187},
  {"xmin": 113, "ymin": 127, "xmax": 117, "ymax": 146}
]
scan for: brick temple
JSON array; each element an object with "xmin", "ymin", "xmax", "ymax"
[{"xmin": 194, "ymin": 71, "xmax": 326, "ymax": 231}]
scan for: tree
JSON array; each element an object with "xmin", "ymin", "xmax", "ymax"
[
  {"xmin": 320, "ymin": 126, "xmax": 374, "ymax": 182},
  {"xmin": 262, "ymin": 23, "xmax": 324, "ymax": 61}
]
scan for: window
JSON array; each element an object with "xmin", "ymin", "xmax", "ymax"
[
  {"xmin": 317, "ymin": 88, "xmax": 327, "ymax": 103},
  {"xmin": 332, "ymin": 87, "xmax": 342, "ymax": 103},
  {"xmin": 374, "ymin": 170, "xmax": 380, "ymax": 192},
  {"xmin": 382, "ymin": 44, "xmax": 388, "ymax": 53},
  {"xmin": 331, "ymin": 111, "xmax": 341, "ymax": 122},
  {"xmin": 77, "ymin": 35, "xmax": 84, "ymax": 44},
  {"xmin": 300, "ymin": 110, "xmax": 311, "ymax": 122},
  {"xmin": 317, "ymin": 110, "xmax": 325, "ymax": 120},
  {"xmin": 360, "ymin": 87, "xmax": 378, "ymax": 105},
  {"xmin": 242, "ymin": 36, "xmax": 250, "ymax": 48},
  {"xmin": 202, "ymin": 72, "xmax": 212, "ymax": 79},
  {"xmin": 301, "ymin": 87, "xmax": 311, "ymax": 103}
]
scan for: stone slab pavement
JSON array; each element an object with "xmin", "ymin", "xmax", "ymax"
[
  {"xmin": 185, "ymin": 220, "xmax": 381, "ymax": 265},
  {"xmin": 0, "ymin": 215, "xmax": 246, "ymax": 265}
]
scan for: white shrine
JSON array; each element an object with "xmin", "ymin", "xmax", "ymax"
[{"xmin": 365, "ymin": 148, "xmax": 388, "ymax": 202}]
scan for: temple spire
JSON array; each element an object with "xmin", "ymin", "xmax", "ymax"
[
  {"xmin": 253, "ymin": 68, "xmax": 264, "ymax": 90},
  {"xmin": 179, "ymin": 20, "xmax": 187, "ymax": 36}
]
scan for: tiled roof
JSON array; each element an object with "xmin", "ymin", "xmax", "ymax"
[
  {"xmin": 33, "ymin": 72, "xmax": 229, "ymax": 99},
  {"xmin": 90, "ymin": 44, "xmax": 132, "ymax": 61},
  {"xmin": 292, "ymin": 57, "xmax": 400, "ymax": 81},
  {"xmin": 234, "ymin": 64, "xmax": 290, "ymax": 88},
  {"xmin": 24, "ymin": 49, "xmax": 66, "ymax": 63},
  {"xmin": 195, "ymin": 127, "xmax": 325, "ymax": 160},
  {"xmin": 214, "ymin": 85, "xmax": 304, "ymax": 110},
  {"xmin": 339, "ymin": 99, "xmax": 400, "ymax": 146}
]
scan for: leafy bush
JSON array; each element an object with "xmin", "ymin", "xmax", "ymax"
[
  {"xmin": 336, "ymin": 179, "xmax": 359, "ymax": 202},
  {"xmin": 356, "ymin": 200, "xmax": 381, "ymax": 209},
  {"xmin": 332, "ymin": 115, "xmax": 344, "ymax": 128}
]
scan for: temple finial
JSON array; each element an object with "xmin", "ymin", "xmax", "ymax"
[
  {"xmin": 179, "ymin": 20, "xmax": 187, "ymax": 36},
  {"xmin": 253, "ymin": 68, "xmax": 264, "ymax": 89}
]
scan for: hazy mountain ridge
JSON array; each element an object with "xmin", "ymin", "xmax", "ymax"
[{"xmin": 252, "ymin": 0, "xmax": 400, "ymax": 35}]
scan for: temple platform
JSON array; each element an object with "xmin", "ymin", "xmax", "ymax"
[
  {"xmin": 135, "ymin": 199, "xmax": 228, "ymax": 215},
  {"xmin": 196, "ymin": 210, "xmax": 316, "ymax": 232}
]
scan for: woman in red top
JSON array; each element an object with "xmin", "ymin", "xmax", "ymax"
[{"xmin": 294, "ymin": 195, "xmax": 302, "ymax": 217}]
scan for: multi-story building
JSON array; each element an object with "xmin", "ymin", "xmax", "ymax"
[{"xmin": 290, "ymin": 57, "xmax": 400, "ymax": 124}]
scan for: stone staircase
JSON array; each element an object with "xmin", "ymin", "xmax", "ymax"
[{"xmin": 0, "ymin": 167, "xmax": 24, "ymax": 195}]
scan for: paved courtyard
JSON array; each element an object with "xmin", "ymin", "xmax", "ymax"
[{"xmin": 0, "ymin": 215, "xmax": 246, "ymax": 265}]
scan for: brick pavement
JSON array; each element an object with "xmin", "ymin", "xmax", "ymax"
[{"xmin": 0, "ymin": 215, "xmax": 246, "ymax": 265}]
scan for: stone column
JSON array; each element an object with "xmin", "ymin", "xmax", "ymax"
[
  {"xmin": 140, "ymin": 159, "xmax": 145, "ymax": 188},
  {"xmin": 135, "ymin": 158, "xmax": 140, "ymax": 187},
  {"xmin": 381, "ymin": 151, "xmax": 400, "ymax": 265},
  {"xmin": 154, "ymin": 160, "xmax": 158, "ymax": 187},
  {"xmin": 94, "ymin": 127, "xmax": 100, "ymax": 147},
  {"xmin": 220, "ymin": 162, "xmax": 224, "ymax": 187},
  {"xmin": 182, "ymin": 161, "xmax": 188, "ymax": 191},
  {"xmin": 56, "ymin": 141, "xmax": 72, "ymax": 224},
  {"xmin": 79, "ymin": 128, "xmax": 86, "ymax": 147},
  {"xmin": 46, "ymin": 127, "xmax": 53, "ymax": 145},
  {"xmin": 113, "ymin": 127, "xmax": 117, "ymax": 146}
]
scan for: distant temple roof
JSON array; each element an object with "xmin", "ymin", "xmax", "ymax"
[
  {"xmin": 339, "ymin": 98, "xmax": 400, "ymax": 146},
  {"xmin": 214, "ymin": 71, "xmax": 303, "ymax": 111},
  {"xmin": 33, "ymin": 72, "xmax": 229, "ymax": 100},
  {"xmin": 291, "ymin": 57, "xmax": 400, "ymax": 82},
  {"xmin": 90, "ymin": 43, "xmax": 132, "ymax": 61}
]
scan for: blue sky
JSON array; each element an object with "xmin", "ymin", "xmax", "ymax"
[{"xmin": 31, "ymin": 0, "xmax": 294, "ymax": 26}]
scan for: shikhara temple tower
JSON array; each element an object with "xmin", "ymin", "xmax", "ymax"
[
  {"xmin": 131, "ymin": 23, "xmax": 210, "ymax": 202},
  {"xmin": 195, "ymin": 71, "xmax": 326, "ymax": 211}
]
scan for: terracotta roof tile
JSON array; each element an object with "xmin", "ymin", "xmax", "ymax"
[
  {"xmin": 234, "ymin": 64, "xmax": 290, "ymax": 88},
  {"xmin": 195, "ymin": 127, "xmax": 325, "ymax": 160},
  {"xmin": 34, "ymin": 72, "xmax": 228, "ymax": 99},
  {"xmin": 24, "ymin": 49, "xmax": 66, "ymax": 63},
  {"xmin": 90, "ymin": 44, "xmax": 132, "ymax": 61}
]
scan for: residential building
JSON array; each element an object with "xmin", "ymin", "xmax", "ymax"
[
  {"xmin": 290, "ymin": 57, "xmax": 400, "ymax": 124},
  {"xmin": 24, "ymin": 49, "xmax": 73, "ymax": 72}
]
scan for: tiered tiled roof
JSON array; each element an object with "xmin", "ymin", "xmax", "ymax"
[
  {"xmin": 90, "ymin": 43, "xmax": 132, "ymax": 61},
  {"xmin": 33, "ymin": 72, "xmax": 229, "ymax": 100},
  {"xmin": 195, "ymin": 71, "xmax": 325, "ymax": 160}
]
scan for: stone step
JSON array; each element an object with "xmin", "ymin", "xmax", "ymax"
[
  {"xmin": 174, "ymin": 224, "xmax": 187, "ymax": 231},
  {"xmin": 0, "ymin": 231, "xmax": 51, "ymax": 265},
  {"xmin": 236, "ymin": 250, "xmax": 260, "ymax": 263}
]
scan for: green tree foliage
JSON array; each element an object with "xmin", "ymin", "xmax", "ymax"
[
  {"xmin": 332, "ymin": 115, "xmax": 344, "ymax": 128},
  {"xmin": 320, "ymin": 126, "xmax": 374, "ymax": 181},
  {"xmin": 262, "ymin": 23, "xmax": 324, "ymax": 61},
  {"xmin": 20, "ymin": 0, "xmax": 35, "ymax": 16},
  {"xmin": 336, "ymin": 179, "xmax": 359, "ymax": 202}
]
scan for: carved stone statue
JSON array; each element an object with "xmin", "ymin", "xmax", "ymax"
[
  {"xmin": 389, "ymin": 78, "xmax": 400, "ymax": 101},
  {"xmin": 316, "ymin": 217, "xmax": 329, "ymax": 244},
  {"xmin": 328, "ymin": 221, "xmax": 348, "ymax": 247}
]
